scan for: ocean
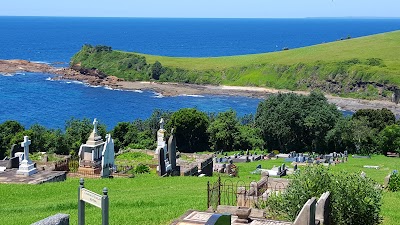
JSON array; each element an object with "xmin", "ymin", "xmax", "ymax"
[{"xmin": 0, "ymin": 17, "xmax": 399, "ymax": 129}]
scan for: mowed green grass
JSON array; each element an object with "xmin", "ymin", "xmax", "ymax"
[
  {"xmin": 141, "ymin": 30, "xmax": 400, "ymax": 71},
  {"xmin": 0, "ymin": 156, "xmax": 399, "ymax": 225}
]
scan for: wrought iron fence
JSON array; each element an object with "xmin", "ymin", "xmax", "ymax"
[{"xmin": 207, "ymin": 176, "xmax": 287, "ymax": 209}]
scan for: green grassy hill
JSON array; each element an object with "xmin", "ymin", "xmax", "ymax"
[{"xmin": 71, "ymin": 31, "xmax": 400, "ymax": 99}]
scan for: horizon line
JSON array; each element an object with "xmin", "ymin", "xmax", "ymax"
[{"xmin": 1, "ymin": 15, "xmax": 400, "ymax": 19}]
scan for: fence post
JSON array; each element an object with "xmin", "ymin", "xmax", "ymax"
[
  {"xmin": 218, "ymin": 176, "xmax": 221, "ymax": 206},
  {"xmin": 78, "ymin": 178, "xmax": 85, "ymax": 225},
  {"xmin": 102, "ymin": 188, "xmax": 109, "ymax": 225},
  {"xmin": 207, "ymin": 181, "xmax": 210, "ymax": 209}
]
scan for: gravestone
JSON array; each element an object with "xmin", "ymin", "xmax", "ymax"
[
  {"xmin": 10, "ymin": 144, "xmax": 23, "ymax": 158},
  {"xmin": 316, "ymin": 192, "xmax": 331, "ymax": 225},
  {"xmin": 101, "ymin": 134, "xmax": 115, "ymax": 178},
  {"xmin": 158, "ymin": 148, "xmax": 166, "ymax": 176},
  {"xmin": 155, "ymin": 118, "xmax": 168, "ymax": 158},
  {"xmin": 205, "ymin": 213, "xmax": 231, "ymax": 225},
  {"xmin": 168, "ymin": 128, "xmax": 177, "ymax": 172},
  {"xmin": 16, "ymin": 136, "xmax": 38, "ymax": 176},
  {"xmin": 293, "ymin": 197, "xmax": 317, "ymax": 225}
]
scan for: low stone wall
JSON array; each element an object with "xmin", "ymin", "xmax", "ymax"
[
  {"xmin": 31, "ymin": 213, "xmax": 69, "ymax": 225},
  {"xmin": 182, "ymin": 165, "xmax": 198, "ymax": 176},
  {"xmin": 30, "ymin": 172, "xmax": 67, "ymax": 185}
]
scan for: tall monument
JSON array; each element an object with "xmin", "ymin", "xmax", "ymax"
[
  {"xmin": 16, "ymin": 136, "xmax": 38, "ymax": 176},
  {"xmin": 78, "ymin": 118, "xmax": 115, "ymax": 177}
]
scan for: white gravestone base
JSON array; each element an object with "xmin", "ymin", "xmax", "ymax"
[
  {"xmin": 16, "ymin": 160, "xmax": 38, "ymax": 176},
  {"xmin": 16, "ymin": 136, "xmax": 38, "ymax": 176}
]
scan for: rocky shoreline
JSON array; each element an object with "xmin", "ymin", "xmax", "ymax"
[{"xmin": 1, "ymin": 59, "xmax": 399, "ymax": 116}]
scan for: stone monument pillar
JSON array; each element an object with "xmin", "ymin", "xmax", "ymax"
[
  {"xmin": 16, "ymin": 136, "xmax": 38, "ymax": 176},
  {"xmin": 155, "ymin": 118, "xmax": 167, "ymax": 159},
  {"xmin": 158, "ymin": 148, "xmax": 166, "ymax": 176},
  {"xmin": 168, "ymin": 128, "xmax": 177, "ymax": 171}
]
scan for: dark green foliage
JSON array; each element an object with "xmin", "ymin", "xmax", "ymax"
[
  {"xmin": 65, "ymin": 118, "xmax": 107, "ymax": 155},
  {"xmin": 207, "ymin": 110, "xmax": 240, "ymax": 151},
  {"xmin": 8, "ymin": 124, "xmax": 68, "ymax": 155},
  {"xmin": 0, "ymin": 120, "xmax": 24, "ymax": 158},
  {"xmin": 255, "ymin": 92, "xmax": 341, "ymax": 153},
  {"xmin": 134, "ymin": 163, "xmax": 150, "ymax": 174},
  {"xmin": 388, "ymin": 172, "xmax": 400, "ymax": 192},
  {"xmin": 151, "ymin": 61, "xmax": 163, "ymax": 80},
  {"xmin": 112, "ymin": 122, "xmax": 138, "ymax": 151},
  {"xmin": 266, "ymin": 166, "xmax": 382, "ymax": 225},
  {"xmin": 208, "ymin": 110, "xmax": 264, "ymax": 151},
  {"xmin": 352, "ymin": 108, "xmax": 395, "ymax": 132},
  {"xmin": 378, "ymin": 124, "xmax": 400, "ymax": 154},
  {"xmin": 365, "ymin": 58, "xmax": 384, "ymax": 66},
  {"xmin": 168, "ymin": 108, "xmax": 210, "ymax": 153}
]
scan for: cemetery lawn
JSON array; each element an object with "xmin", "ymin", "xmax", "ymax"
[{"xmin": 0, "ymin": 155, "xmax": 399, "ymax": 225}]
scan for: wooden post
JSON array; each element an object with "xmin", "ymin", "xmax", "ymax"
[{"xmin": 78, "ymin": 178, "xmax": 85, "ymax": 225}]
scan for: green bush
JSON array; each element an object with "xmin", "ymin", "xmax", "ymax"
[
  {"xmin": 265, "ymin": 166, "xmax": 382, "ymax": 225},
  {"xmin": 135, "ymin": 163, "xmax": 151, "ymax": 174},
  {"xmin": 388, "ymin": 172, "xmax": 400, "ymax": 192}
]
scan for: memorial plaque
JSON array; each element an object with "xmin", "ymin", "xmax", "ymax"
[{"xmin": 81, "ymin": 188, "xmax": 102, "ymax": 208}]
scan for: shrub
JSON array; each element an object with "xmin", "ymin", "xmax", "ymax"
[
  {"xmin": 265, "ymin": 166, "xmax": 382, "ymax": 225},
  {"xmin": 388, "ymin": 172, "xmax": 400, "ymax": 192},
  {"xmin": 135, "ymin": 164, "xmax": 150, "ymax": 174}
]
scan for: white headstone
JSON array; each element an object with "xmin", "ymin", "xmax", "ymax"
[
  {"xmin": 101, "ymin": 134, "xmax": 115, "ymax": 178},
  {"xmin": 16, "ymin": 136, "xmax": 38, "ymax": 176}
]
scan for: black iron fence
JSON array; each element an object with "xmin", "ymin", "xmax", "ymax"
[{"xmin": 207, "ymin": 176, "xmax": 287, "ymax": 209}]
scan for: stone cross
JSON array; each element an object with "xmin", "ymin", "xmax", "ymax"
[
  {"xmin": 159, "ymin": 118, "xmax": 164, "ymax": 130},
  {"xmin": 93, "ymin": 118, "xmax": 99, "ymax": 134},
  {"xmin": 21, "ymin": 136, "xmax": 31, "ymax": 162}
]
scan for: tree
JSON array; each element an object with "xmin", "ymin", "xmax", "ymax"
[
  {"xmin": 207, "ymin": 110, "xmax": 240, "ymax": 151},
  {"xmin": 151, "ymin": 61, "xmax": 163, "ymax": 80},
  {"xmin": 236, "ymin": 125, "xmax": 264, "ymax": 151},
  {"xmin": 168, "ymin": 108, "xmax": 209, "ymax": 152},
  {"xmin": 352, "ymin": 108, "xmax": 395, "ymax": 132},
  {"xmin": 255, "ymin": 92, "xmax": 341, "ymax": 153},
  {"xmin": 0, "ymin": 120, "xmax": 25, "ymax": 158},
  {"xmin": 378, "ymin": 124, "xmax": 400, "ymax": 154},
  {"xmin": 112, "ymin": 122, "xmax": 138, "ymax": 151}
]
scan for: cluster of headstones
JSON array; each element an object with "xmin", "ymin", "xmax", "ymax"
[
  {"xmin": 286, "ymin": 150, "xmax": 348, "ymax": 165},
  {"xmin": 214, "ymin": 159, "xmax": 238, "ymax": 177},
  {"xmin": 214, "ymin": 149, "xmax": 265, "ymax": 164}
]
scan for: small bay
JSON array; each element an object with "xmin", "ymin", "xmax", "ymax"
[{"xmin": 1, "ymin": 17, "xmax": 399, "ymax": 128}]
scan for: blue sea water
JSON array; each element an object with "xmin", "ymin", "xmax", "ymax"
[{"xmin": 0, "ymin": 17, "xmax": 399, "ymax": 129}]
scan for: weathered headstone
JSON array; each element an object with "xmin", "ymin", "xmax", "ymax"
[
  {"xmin": 293, "ymin": 197, "xmax": 317, "ymax": 225},
  {"xmin": 205, "ymin": 213, "xmax": 231, "ymax": 225},
  {"xmin": 316, "ymin": 192, "xmax": 331, "ymax": 225},
  {"xmin": 158, "ymin": 148, "xmax": 166, "ymax": 176},
  {"xmin": 168, "ymin": 128, "xmax": 177, "ymax": 171},
  {"xmin": 101, "ymin": 134, "xmax": 115, "ymax": 178}
]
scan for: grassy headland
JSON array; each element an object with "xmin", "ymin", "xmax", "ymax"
[{"xmin": 71, "ymin": 31, "xmax": 400, "ymax": 99}]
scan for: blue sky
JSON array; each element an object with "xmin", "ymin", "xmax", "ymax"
[{"xmin": 0, "ymin": 0, "xmax": 399, "ymax": 18}]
